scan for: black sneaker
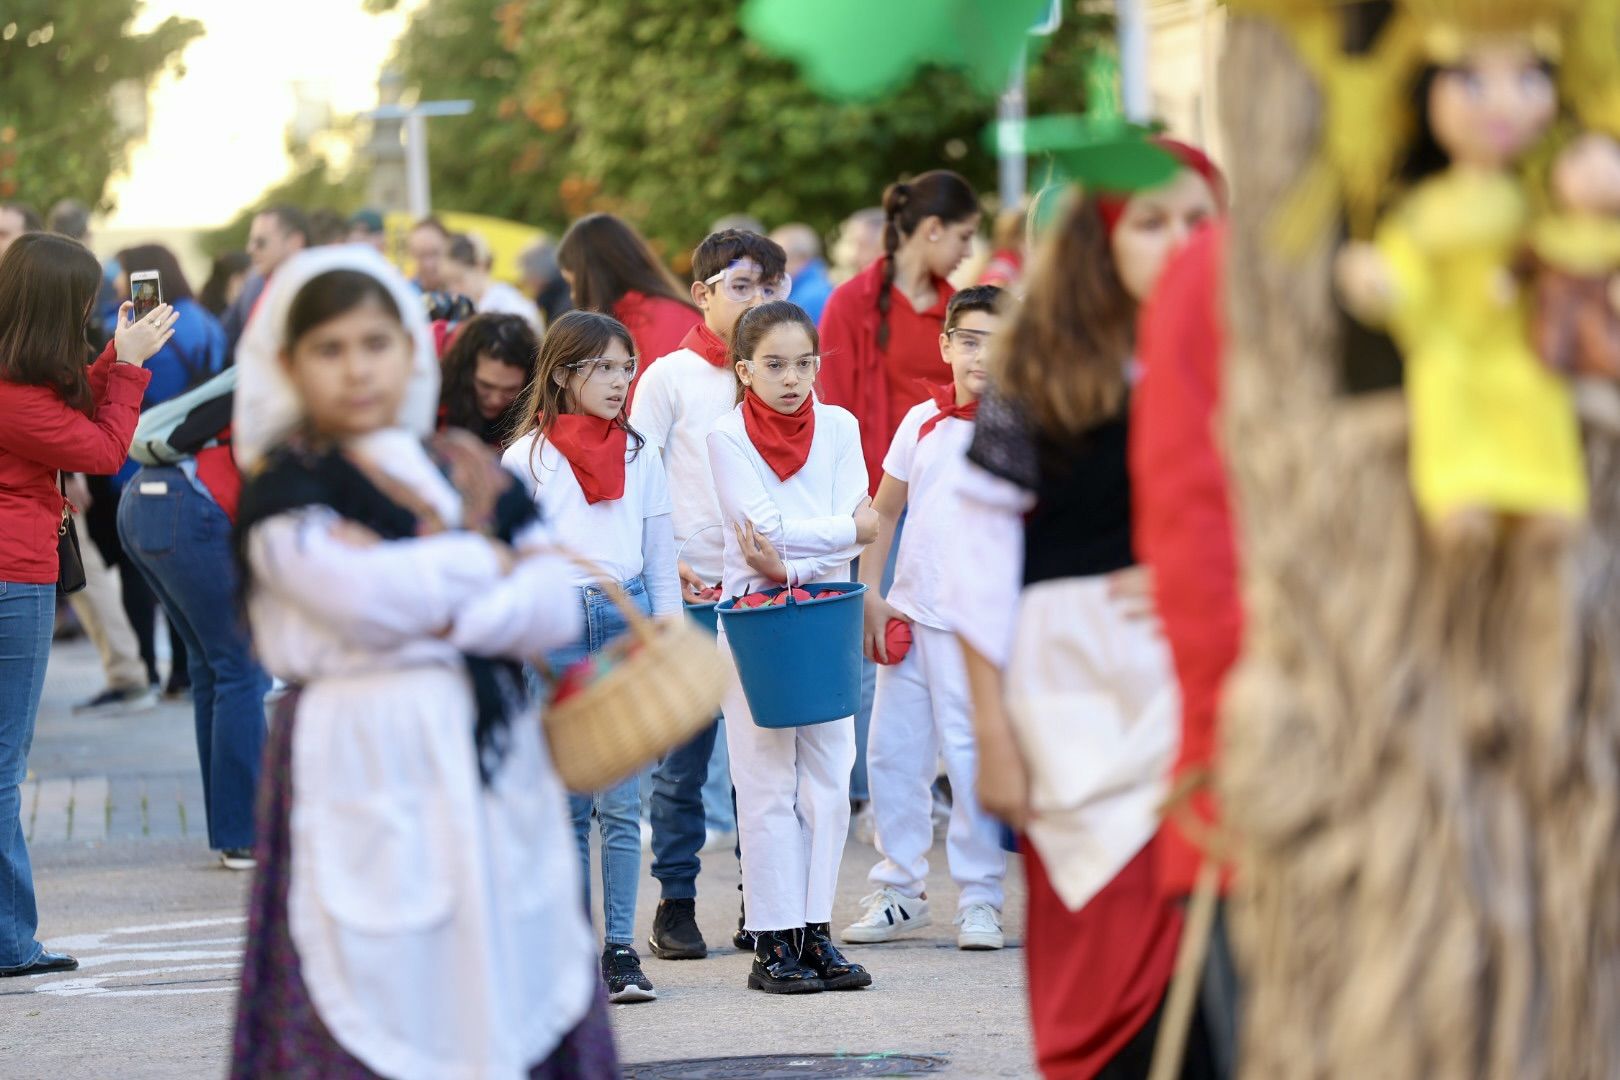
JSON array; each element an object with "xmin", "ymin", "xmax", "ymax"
[
  {"xmin": 73, "ymin": 685, "xmax": 159, "ymax": 716},
  {"xmin": 602, "ymin": 944, "xmax": 656, "ymax": 1003},
  {"xmin": 747, "ymin": 930, "xmax": 824, "ymax": 994},
  {"xmin": 802, "ymin": 922, "xmax": 872, "ymax": 990},
  {"xmin": 649, "ymin": 898, "xmax": 707, "ymax": 960}
]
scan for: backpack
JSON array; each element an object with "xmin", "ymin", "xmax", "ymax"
[{"xmin": 129, "ymin": 366, "xmax": 236, "ymax": 467}]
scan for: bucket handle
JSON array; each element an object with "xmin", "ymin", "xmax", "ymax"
[{"xmin": 675, "ymin": 523, "xmax": 725, "ymax": 579}]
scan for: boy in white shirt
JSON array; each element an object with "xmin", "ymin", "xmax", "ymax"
[
  {"xmin": 840, "ymin": 285, "xmax": 1010, "ymax": 950},
  {"xmin": 630, "ymin": 229, "xmax": 791, "ymax": 960}
]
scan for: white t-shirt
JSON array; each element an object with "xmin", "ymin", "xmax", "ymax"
[
  {"xmin": 707, "ymin": 401, "xmax": 869, "ymax": 598},
  {"xmin": 502, "ymin": 431, "xmax": 673, "ymax": 589},
  {"xmin": 477, "ymin": 281, "xmax": 544, "ymax": 333},
  {"xmin": 882, "ymin": 399, "xmax": 976, "ymax": 631},
  {"xmin": 629, "ymin": 347, "xmax": 737, "ymax": 586}
]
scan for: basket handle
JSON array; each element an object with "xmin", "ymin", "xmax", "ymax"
[{"xmin": 531, "ymin": 544, "xmax": 662, "ymax": 648}]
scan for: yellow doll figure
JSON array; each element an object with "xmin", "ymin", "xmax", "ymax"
[{"xmin": 1337, "ymin": 32, "xmax": 1588, "ymax": 546}]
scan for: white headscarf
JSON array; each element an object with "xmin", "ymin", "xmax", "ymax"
[{"xmin": 232, "ymin": 245, "xmax": 438, "ymax": 472}]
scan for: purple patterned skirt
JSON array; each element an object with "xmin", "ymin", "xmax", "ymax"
[{"xmin": 230, "ymin": 691, "xmax": 621, "ymax": 1079}]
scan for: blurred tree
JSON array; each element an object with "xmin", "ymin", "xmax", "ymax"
[
  {"xmin": 378, "ymin": 0, "xmax": 1105, "ymax": 267},
  {"xmin": 197, "ymin": 145, "xmax": 368, "ymax": 257},
  {"xmin": 0, "ymin": 2, "xmax": 202, "ymax": 211}
]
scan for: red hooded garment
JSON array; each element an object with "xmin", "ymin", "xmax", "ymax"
[{"xmin": 1129, "ymin": 222, "xmax": 1244, "ymax": 898}]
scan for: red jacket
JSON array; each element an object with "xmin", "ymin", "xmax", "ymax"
[
  {"xmin": 818, "ymin": 259, "xmax": 955, "ymax": 493},
  {"xmin": 1129, "ymin": 224, "xmax": 1243, "ymax": 897},
  {"xmin": 613, "ymin": 290, "xmax": 702, "ymax": 399},
  {"xmin": 0, "ymin": 342, "xmax": 151, "ymax": 583}
]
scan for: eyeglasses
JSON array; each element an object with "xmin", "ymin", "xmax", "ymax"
[
  {"xmin": 747, "ymin": 354, "xmax": 821, "ymax": 382},
  {"xmin": 704, "ymin": 263, "xmax": 793, "ymax": 304},
  {"xmin": 565, "ymin": 356, "xmax": 639, "ymax": 383},
  {"xmin": 945, "ymin": 329, "xmax": 994, "ymax": 357}
]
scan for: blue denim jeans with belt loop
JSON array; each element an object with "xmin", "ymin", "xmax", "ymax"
[
  {"xmin": 0, "ymin": 580, "xmax": 55, "ymax": 968},
  {"xmin": 118, "ymin": 468, "xmax": 271, "ymax": 852},
  {"xmin": 547, "ymin": 576, "xmax": 651, "ymax": 947}
]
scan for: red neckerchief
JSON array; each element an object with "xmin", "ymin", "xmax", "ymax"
[
  {"xmin": 679, "ymin": 322, "xmax": 730, "ymax": 369},
  {"xmin": 916, "ymin": 380, "xmax": 978, "ymax": 441},
  {"xmin": 548, "ymin": 414, "xmax": 628, "ymax": 503},
  {"xmin": 742, "ymin": 389, "xmax": 816, "ymax": 481}
]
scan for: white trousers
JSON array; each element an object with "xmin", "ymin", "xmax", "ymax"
[
  {"xmin": 867, "ymin": 623, "xmax": 1007, "ymax": 911},
  {"xmin": 66, "ymin": 511, "xmax": 149, "ymax": 691},
  {"xmin": 721, "ymin": 630, "xmax": 855, "ymax": 932}
]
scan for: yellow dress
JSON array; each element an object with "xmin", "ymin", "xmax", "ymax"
[{"xmin": 1377, "ymin": 168, "xmax": 1588, "ymax": 522}]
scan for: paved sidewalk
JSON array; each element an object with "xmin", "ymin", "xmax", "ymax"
[{"xmin": 0, "ymin": 638, "xmax": 1035, "ymax": 1078}]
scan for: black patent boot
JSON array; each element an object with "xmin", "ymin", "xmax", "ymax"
[
  {"xmin": 747, "ymin": 929, "xmax": 825, "ymax": 994},
  {"xmin": 733, "ymin": 885, "xmax": 753, "ymax": 951},
  {"xmin": 802, "ymin": 922, "xmax": 872, "ymax": 990}
]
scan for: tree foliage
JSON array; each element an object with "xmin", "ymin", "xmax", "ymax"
[
  {"xmin": 386, "ymin": 0, "xmax": 1105, "ymax": 267},
  {"xmin": 0, "ymin": 1, "xmax": 202, "ymax": 211}
]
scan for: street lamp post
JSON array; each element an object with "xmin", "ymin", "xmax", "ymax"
[{"xmin": 361, "ymin": 99, "xmax": 474, "ymax": 219}]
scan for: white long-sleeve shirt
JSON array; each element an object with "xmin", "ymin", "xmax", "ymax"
[
  {"xmin": 706, "ymin": 400, "xmax": 869, "ymax": 597},
  {"xmin": 502, "ymin": 430, "xmax": 682, "ymax": 616},
  {"xmin": 629, "ymin": 347, "xmax": 737, "ymax": 586}
]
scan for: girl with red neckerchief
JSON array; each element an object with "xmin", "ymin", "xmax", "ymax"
[
  {"xmin": 501, "ymin": 311, "xmax": 681, "ymax": 1007},
  {"xmin": 706, "ymin": 301, "xmax": 880, "ymax": 995}
]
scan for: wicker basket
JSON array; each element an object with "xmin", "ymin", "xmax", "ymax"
[{"xmin": 539, "ymin": 558, "xmax": 730, "ymax": 792}]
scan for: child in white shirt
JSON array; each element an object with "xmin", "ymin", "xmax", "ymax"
[
  {"xmin": 707, "ymin": 301, "xmax": 879, "ymax": 994},
  {"xmin": 629, "ymin": 229, "xmax": 790, "ymax": 959},
  {"xmin": 840, "ymin": 286, "xmax": 1010, "ymax": 950},
  {"xmin": 502, "ymin": 310, "xmax": 680, "ymax": 1005}
]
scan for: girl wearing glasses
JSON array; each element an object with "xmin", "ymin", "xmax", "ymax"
[
  {"xmin": 707, "ymin": 301, "xmax": 881, "ymax": 994},
  {"xmin": 502, "ymin": 310, "xmax": 682, "ymax": 1005}
]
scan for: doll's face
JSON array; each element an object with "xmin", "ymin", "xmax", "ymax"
[
  {"xmin": 1553, "ymin": 133, "xmax": 1620, "ymax": 215},
  {"xmin": 1428, "ymin": 42, "xmax": 1557, "ymax": 170}
]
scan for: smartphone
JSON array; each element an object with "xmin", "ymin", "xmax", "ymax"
[{"xmin": 130, "ymin": 270, "xmax": 162, "ymax": 320}]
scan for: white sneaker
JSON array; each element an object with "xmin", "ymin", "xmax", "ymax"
[
  {"xmin": 840, "ymin": 887, "xmax": 931, "ymax": 943},
  {"xmin": 220, "ymin": 849, "xmax": 257, "ymax": 871},
  {"xmin": 955, "ymin": 903, "xmax": 1004, "ymax": 950}
]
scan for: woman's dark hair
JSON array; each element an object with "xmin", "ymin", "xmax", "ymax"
[
  {"xmin": 199, "ymin": 252, "xmax": 251, "ymax": 316},
  {"xmin": 441, "ymin": 313, "xmax": 539, "ymax": 440},
  {"xmin": 729, "ymin": 301, "xmax": 819, "ymax": 404},
  {"xmin": 285, "ymin": 270, "xmax": 404, "ymax": 350},
  {"xmin": 993, "ymin": 190, "xmax": 1135, "ymax": 438},
  {"xmin": 0, "ymin": 232, "xmax": 103, "ymax": 414},
  {"xmin": 507, "ymin": 310, "xmax": 645, "ymax": 476},
  {"xmin": 556, "ymin": 213, "xmax": 696, "ymax": 316},
  {"xmin": 877, "ymin": 170, "xmax": 979, "ymax": 349},
  {"xmin": 115, "ymin": 243, "xmax": 195, "ymax": 303}
]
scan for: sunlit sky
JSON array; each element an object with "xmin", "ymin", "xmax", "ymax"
[{"xmin": 106, "ymin": 0, "xmax": 416, "ymax": 230}]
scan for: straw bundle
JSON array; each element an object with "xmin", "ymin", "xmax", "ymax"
[{"xmin": 1214, "ymin": 14, "xmax": 1620, "ymax": 1079}]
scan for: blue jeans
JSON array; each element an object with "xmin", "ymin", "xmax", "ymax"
[
  {"xmin": 118, "ymin": 468, "xmax": 271, "ymax": 851},
  {"xmin": 550, "ymin": 577, "xmax": 650, "ymax": 947},
  {"xmin": 0, "ymin": 581, "xmax": 53, "ymax": 967},
  {"xmin": 851, "ymin": 511, "xmax": 904, "ymax": 802},
  {"xmin": 650, "ymin": 719, "xmax": 719, "ymax": 900}
]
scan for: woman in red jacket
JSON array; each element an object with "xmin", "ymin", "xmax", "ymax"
[
  {"xmin": 817, "ymin": 170, "xmax": 981, "ymax": 494},
  {"xmin": 557, "ymin": 212, "xmax": 701, "ymax": 388},
  {"xmin": 0, "ymin": 233, "xmax": 175, "ymax": 977}
]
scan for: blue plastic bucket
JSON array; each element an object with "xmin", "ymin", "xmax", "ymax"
[
  {"xmin": 717, "ymin": 582, "xmax": 867, "ymax": 728},
  {"xmin": 685, "ymin": 600, "xmax": 719, "ymax": 637}
]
